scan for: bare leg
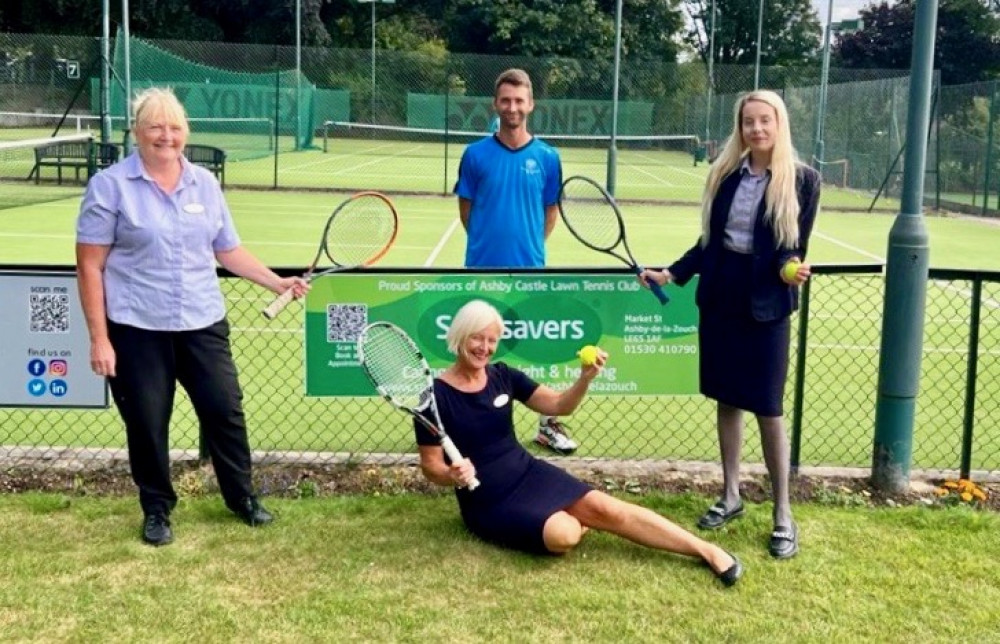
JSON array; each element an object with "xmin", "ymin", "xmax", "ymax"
[
  {"xmin": 562, "ymin": 491, "xmax": 736, "ymax": 574},
  {"xmin": 757, "ymin": 414, "xmax": 792, "ymax": 528},
  {"xmin": 717, "ymin": 402, "xmax": 744, "ymax": 509}
]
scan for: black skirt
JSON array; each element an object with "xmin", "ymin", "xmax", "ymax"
[{"xmin": 698, "ymin": 249, "xmax": 790, "ymax": 417}]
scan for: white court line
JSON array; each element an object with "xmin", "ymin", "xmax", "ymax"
[
  {"xmin": 326, "ymin": 143, "xmax": 429, "ymax": 177},
  {"xmin": 279, "ymin": 141, "xmax": 400, "ymax": 172},
  {"xmin": 931, "ymin": 280, "xmax": 1000, "ymax": 310},
  {"xmin": 812, "ymin": 230, "xmax": 885, "ymax": 262},
  {"xmin": 615, "ymin": 157, "xmax": 676, "ymax": 188},
  {"xmin": 631, "ymin": 151, "xmax": 706, "ymax": 180},
  {"xmin": 425, "ymin": 218, "xmax": 461, "ymax": 266}
]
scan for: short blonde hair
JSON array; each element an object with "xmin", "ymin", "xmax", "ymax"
[
  {"xmin": 132, "ymin": 87, "xmax": 189, "ymax": 135},
  {"xmin": 446, "ymin": 300, "xmax": 504, "ymax": 355},
  {"xmin": 494, "ymin": 68, "xmax": 533, "ymax": 99}
]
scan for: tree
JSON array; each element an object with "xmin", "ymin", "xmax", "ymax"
[
  {"xmin": 835, "ymin": 0, "xmax": 1000, "ymax": 85},
  {"xmin": 683, "ymin": 0, "xmax": 821, "ymax": 66},
  {"xmin": 442, "ymin": 0, "xmax": 614, "ymax": 59}
]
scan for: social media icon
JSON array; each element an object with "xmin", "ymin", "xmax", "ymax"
[
  {"xmin": 49, "ymin": 359, "xmax": 68, "ymax": 376},
  {"xmin": 28, "ymin": 378, "xmax": 47, "ymax": 397},
  {"xmin": 28, "ymin": 359, "xmax": 46, "ymax": 376},
  {"xmin": 49, "ymin": 379, "xmax": 68, "ymax": 397}
]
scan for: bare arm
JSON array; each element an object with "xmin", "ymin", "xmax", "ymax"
[
  {"xmin": 417, "ymin": 445, "xmax": 477, "ymax": 488},
  {"xmin": 458, "ymin": 197, "xmax": 472, "ymax": 231},
  {"xmin": 524, "ymin": 350, "xmax": 607, "ymax": 417},
  {"xmin": 544, "ymin": 203, "xmax": 558, "ymax": 239},
  {"xmin": 76, "ymin": 243, "xmax": 116, "ymax": 377},
  {"xmin": 215, "ymin": 246, "xmax": 308, "ymax": 297}
]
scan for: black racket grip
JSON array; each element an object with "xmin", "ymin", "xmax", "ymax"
[{"xmin": 635, "ymin": 266, "xmax": 670, "ymax": 305}]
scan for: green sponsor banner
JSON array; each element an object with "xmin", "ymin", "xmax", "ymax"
[
  {"xmin": 304, "ymin": 272, "xmax": 699, "ymax": 397},
  {"xmin": 407, "ymin": 94, "xmax": 655, "ymax": 136}
]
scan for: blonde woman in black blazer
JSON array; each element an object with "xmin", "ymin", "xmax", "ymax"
[{"xmin": 641, "ymin": 90, "xmax": 820, "ymax": 559}]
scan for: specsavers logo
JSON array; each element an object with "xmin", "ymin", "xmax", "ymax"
[{"xmin": 415, "ymin": 295, "xmax": 603, "ymax": 363}]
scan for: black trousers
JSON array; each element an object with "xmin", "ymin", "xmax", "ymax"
[{"xmin": 107, "ymin": 318, "xmax": 254, "ymax": 515}]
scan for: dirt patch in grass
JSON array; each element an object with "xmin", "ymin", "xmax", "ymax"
[{"xmin": 2, "ymin": 458, "xmax": 997, "ymax": 512}]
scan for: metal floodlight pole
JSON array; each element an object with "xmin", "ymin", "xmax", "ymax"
[
  {"xmin": 755, "ymin": 0, "xmax": 764, "ymax": 89},
  {"xmin": 295, "ymin": 0, "xmax": 302, "ymax": 150},
  {"xmin": 359, "ymin": 0, "xmax": 393, "ymax": 123},
  {"xmin": 370, "ymin": 0, "xmax": 376, "ymax": 122},
  {"xmin": 814, "ymin": 0, "xmax": 834, "ymax": 169},
  {"xmin": 122, "ymin": 0, "xmax": 132, "ymax": 149},
  {"xmin": 606, "ymin": 0, "xmax": 623, "ymax": 196},
  {"xmin": 871, "ymin": 0, "xmax": 938, "ymax": 493},
  {"xmin": 705, "ymin": 0, "xmax": 716, "ymax": 144},
  {"xmin": 101, "ymin": 0, "xmax": 111, "ymax": 144}
]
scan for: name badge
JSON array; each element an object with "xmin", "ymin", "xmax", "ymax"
[
  {"xmin": 493, "ymin": 394, "xmax": 509, "ymax": 408},
  {"xmin": 183, "ymin": 203, "xmax": 205, "ymax": 214}
]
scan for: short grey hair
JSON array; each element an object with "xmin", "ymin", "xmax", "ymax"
[
  {"xmin": 445, "ymin": 300, "xmax": 504, "ymax": 355},
  {"xmin": 132, "ymin": 87, "xmax": 189, "ymax": 135}
]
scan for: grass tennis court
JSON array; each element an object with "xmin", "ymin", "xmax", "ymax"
[
  {"xmin": 2, "ymin": 185, "xmax": 999, "ymax": 471},
  {"xmin": 3, "ymin": 127, "xmax": 881, "ymax": 209}
]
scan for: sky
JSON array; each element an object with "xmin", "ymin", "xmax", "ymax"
[{"xmin": 812, "ymin": 0, "xmax": 872, "ymax": 26}]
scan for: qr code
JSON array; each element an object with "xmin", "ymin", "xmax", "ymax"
[
  {"xmin": 326, "ymin": 303, "xmax": 368, "ymax": 342},
  {"xmin": 29, "ymin": 293, "xmax": 70, "ymax": 333}
]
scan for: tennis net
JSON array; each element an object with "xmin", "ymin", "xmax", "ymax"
[
  {"xmin": 322, "ymin": 121, "xmax": 700, "ymax": 159},
  {"xmin": 0, "ymin": 111, "xmax": 275, "ymax": 160}
]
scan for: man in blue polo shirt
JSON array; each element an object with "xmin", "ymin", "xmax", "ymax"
[{"xmin": 454, "ymin": 68, "xmax": 578, "ymax": 455}]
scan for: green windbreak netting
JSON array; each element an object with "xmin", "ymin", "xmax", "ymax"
[{"xmin": 91, "ymin": 33, "xmax": 317, "ymax": 157}]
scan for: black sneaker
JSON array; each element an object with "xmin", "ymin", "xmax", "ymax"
[
  {"xmin": 142, "ymin": 513, "xmax": 173, "ymax": 546},
  {"xmin": 233, "ymin": 496, "xmax": 274, "ymax": 527}
]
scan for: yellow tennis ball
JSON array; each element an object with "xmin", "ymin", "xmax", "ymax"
[
  {"xmin": 782, "ymin": 260, "xmax": 801, "ymax": 282},
  {"xmin": 577, "ymin": 345, "xmax": 599, "ymax": 366}
]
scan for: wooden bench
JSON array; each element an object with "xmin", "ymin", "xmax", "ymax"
[
  {"xmin": 32, "ymin": 140, "xmax": 120, "ymax": 184},
  {"xmin": 184, "ymin": 144, "xmax": 226, "ymax": 189}
]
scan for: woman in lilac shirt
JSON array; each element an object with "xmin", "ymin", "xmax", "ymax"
[{"xmin": 76, "ymin": 87, "xmax": 308, "ymax": 546}]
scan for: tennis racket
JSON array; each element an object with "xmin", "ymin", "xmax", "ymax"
[
  {"xmin": 357, "ymin": 322, "xmax": 480, "ymax": 491},
  {"xmin": 262, "ymin": 191, "xmax": 399, "ymax": 319},
  {"xmin": 557, "ymin": 175, "xmax": 669, "ymax": 305}
]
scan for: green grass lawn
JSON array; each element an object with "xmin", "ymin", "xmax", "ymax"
[{"xmin": 1, "ymin": 492, "xmax": 998, "ymax": 642}]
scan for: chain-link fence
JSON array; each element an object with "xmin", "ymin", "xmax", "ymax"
[
  {"xmin": 1, "ymin": 264, "xmax": 998, "ymax": 479},
  {"xmin": 3, "ymin": 32, "xmax": 997, "ymax": 215}
]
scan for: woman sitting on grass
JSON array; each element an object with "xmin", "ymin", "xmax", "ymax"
[{"xmin": 415, "ymin": 299, "xmax": 744, "ymax": 587}]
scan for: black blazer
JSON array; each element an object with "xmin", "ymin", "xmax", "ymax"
[{"xmin": 668, "ymin": 164, "xmax": 821, "ymax": 322}]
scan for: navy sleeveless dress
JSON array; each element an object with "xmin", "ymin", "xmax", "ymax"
[{"xmin": 414, "ymin": 362, "xmax": 591, "ymax": 554}]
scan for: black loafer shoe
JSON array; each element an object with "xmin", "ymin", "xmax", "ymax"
[
  {"xmin": 715, "ymin": 551, "xmax": 744, "ymax": 588},
  {"xmin": 769, "ymin": 523, "xmax": 799, "ymax": 559},
  {"xmin": 697, "ymin": 501, "xmax": 745, "ymax": 530},
  {"xmin": 142, "ymin": 513, "xmax": 173, "ymax": 547},
  {"xmin": 233, "ymin": 496, "xmax": 273, "ymax": 527}
]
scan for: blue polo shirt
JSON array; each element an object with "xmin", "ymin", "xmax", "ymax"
[
  {"xmin": 76, "ymin": 151, "xmax": 241, "ymax": 331},
  {"xmin": 455, "ymin": 135, "xmax": 562, "ymax": 268}
]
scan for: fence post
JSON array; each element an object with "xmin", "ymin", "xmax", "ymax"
[
  {"xmin": 872, "ymin": 0, "xmax": 937, "ymax": 494},
  {"xmin": 983, "ymin": 80, "xmax": 997, "ymax": 217},
  {"xmin": 960, "ymin": 278, "xmax": 982, "ymax": 479},
  {"xmin": 789, "ymin": 275, "xmax": 811, "ymax": 474}
]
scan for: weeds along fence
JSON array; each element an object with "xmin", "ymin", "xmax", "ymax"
[
  {"xmin": 1, "ymin": 264, "xmax": 998, "ymax": 479},
  {"xmin": 2, "ymin": 33, "xmax": 998, "ymax": 215}
]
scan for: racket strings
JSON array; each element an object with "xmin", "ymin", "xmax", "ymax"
[
  {"xmin": 325, "ymin": 196, "xmax": 397, "ymax": 266},
  {"xmin": 560, "ymin": 184, "xmax": 623, "ymax": 251},
  {"xmin": 359, "ymin": 325, "xmax": 428, "ymax": 410}
]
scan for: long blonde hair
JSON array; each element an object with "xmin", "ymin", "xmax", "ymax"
[{"xmin": 700, "ymin": 90, "xmax": 801, "ymax": 249}]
